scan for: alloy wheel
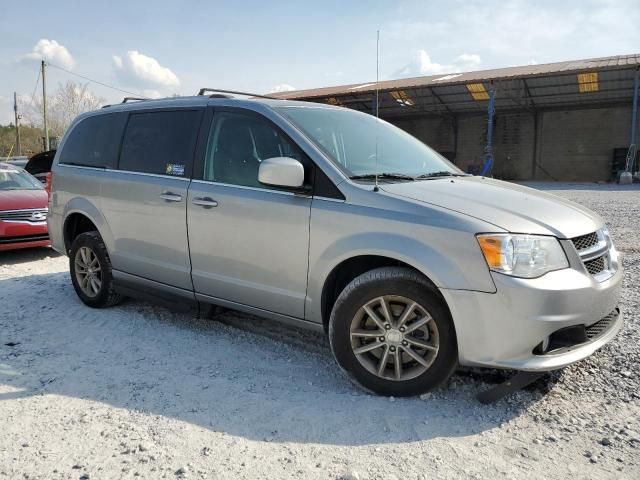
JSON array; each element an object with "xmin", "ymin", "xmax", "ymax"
[
  {"xmin": 74, "ymin": 246, "xmax": 102, "ymax": 297},
  {"xmin": 349, "ymin": 295, "xmax": 440, "ymax": 381}
]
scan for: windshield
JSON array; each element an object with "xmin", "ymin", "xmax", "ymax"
[
  {"xmin": 275, "ymin": 106, "xmax": 463, "ymax": 180},
  {"xmin": 0, "ymin": 168, "xmax": 44, "ymax": 191}
]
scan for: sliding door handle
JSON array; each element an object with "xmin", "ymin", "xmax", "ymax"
[
  {"xmin": 192, "ymin": 197, "xmax": 218, "ymax": 208},
  {"xmin": 160, "ymin": 191, "xmax": 183, "ymax": 202}
]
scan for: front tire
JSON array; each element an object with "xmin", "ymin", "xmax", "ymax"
[
  {"xmin": 329, "ymin": 267, "xmax": 457, "ymax": 396},
  {"xmin": 69, "ymin": 231, "xmax": 123, "ymax": 308}
]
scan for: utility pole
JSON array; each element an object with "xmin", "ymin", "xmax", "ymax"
[
  {"xmin": 13, "ymin": 92, "xmax": 21, "ymax": 156},
  {"xmin": 42, "ymin": 60, "xmax": 50, "ymax": 151}
]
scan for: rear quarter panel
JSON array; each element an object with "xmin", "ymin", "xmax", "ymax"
[{"xmin": 48, "ymin": 165, "xmax": 113, "ymax": 254}]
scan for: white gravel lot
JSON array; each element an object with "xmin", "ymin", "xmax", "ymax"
[{"xmin": 1, "ymin": 182, "xmax": 639, "ymax": 480}]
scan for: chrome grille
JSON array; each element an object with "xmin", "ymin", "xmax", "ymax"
[
  {"xmin": 584, "ymin": 256, "xmax": 606, "ymax": 275},
  {"xmin": 585, "ymin": 309, "xmax": 619, "ymax": 339},
  {"xmin": 572, "ymin": 232, "xmax": 598, "ymax": 252},
  {"xmin": 0, "ymin": 208, "xmax": 48, "ymax": 222},
  {"xmin": 570, "ymin": 229, "xmax": 613, "ymax": 280}
]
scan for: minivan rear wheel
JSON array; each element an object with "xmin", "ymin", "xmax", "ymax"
[
  {"xmin": 69, "ymin": 231, "xmax": 123, "ymax": 308},
  {"xmin": 328, "ymin": 267, "xmax": 457, "ymax": 396}
]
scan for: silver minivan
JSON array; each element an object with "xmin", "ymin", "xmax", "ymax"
[{"xmin": 48, "ymin": 92, "xmax": 623, "ymax": 396}]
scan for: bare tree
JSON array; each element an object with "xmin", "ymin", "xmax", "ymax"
[{"xmin": 24, "ymin": 81, "xmax": 105, "ymax": 138}]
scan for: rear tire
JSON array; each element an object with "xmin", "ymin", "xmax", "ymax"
[
  {"xmin": 328, "ymin": 267, "xmax": 457, "ymax": 396},
  {"xmin": 69, "ymin": 231, "xmax": 123, "ymax": 308}
]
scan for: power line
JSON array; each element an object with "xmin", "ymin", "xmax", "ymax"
[
  {"xmin": 46, "ymin": 62, "xmax": 150, "ymax": 99},
  {"xmin": 29, "ymin": 68, "xmax": 41, "ymax": 105}
]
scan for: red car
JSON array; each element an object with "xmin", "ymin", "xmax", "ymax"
[{"xmin": 0, "ymin": 163, "xmax": 50, "ymax": 251}]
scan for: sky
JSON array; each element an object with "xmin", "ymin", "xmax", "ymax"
[{"xmin": 0, "ymin": 0, "xmax": 639, "ymax": 124}]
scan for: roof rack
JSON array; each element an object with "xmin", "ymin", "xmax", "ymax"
[
  {"xmin": 121, "ymin": 97, "xmax": 149, "ymax": 103},
  {"xmin": 102, "ymin": 96, "xmax": 150, "ymax": 109},
  {"xmin": 197, "ymin": 88, "xmax": 279, "ymax": 100}
]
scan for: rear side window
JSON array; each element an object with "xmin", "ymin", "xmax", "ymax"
[
  {"xmin": 119, "ymin": 110, "xmax": 201, "ymax": 177},
  {"xmin": 59, "ymin": 113, "xmax": 127, "ymax": 169}
]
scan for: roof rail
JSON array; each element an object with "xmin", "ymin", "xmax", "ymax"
[
  {"xmin": 102, "ymin": 96, "xmax": 150, "ymax": 109},
  {"xmin": 197, "ymin": 88, "xmax": 279, "ymax": 100},
  {"xmin": 121, "ymin": 97, "xmax": 149, "ymax": 103}
]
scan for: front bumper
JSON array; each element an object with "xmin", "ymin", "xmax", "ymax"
[
  {"xmin": 441, "ymin": 265, "xmax": 623, "ymax": 371},
  {"xmin": 0, "ymin": 220, "xmax": 50, "ymax": 252}
]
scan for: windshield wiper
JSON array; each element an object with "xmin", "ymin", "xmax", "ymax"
[
  {"xmin": 350, "ymin": 173, "xmax": 416, "ymax": 181},
  {"xmin": 415, "ymin": 171, "xmax": 465, "ymax": 179}
]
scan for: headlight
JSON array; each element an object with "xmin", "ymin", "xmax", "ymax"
[
  {"xmin": 476, "ymin": 233, "xmax": 569, "ymax": 278},
  {"xmin": 602, "ymin": 227, "xmax": 620, "ymax": 272}
]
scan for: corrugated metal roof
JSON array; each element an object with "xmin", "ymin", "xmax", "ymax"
[
  {"xmin": 271, "ymin": 54, "xmax": 640, "ymax": 118},
  {"xmin": 272, "ymin": 54, "xmax": 640, "ymax": 100}
]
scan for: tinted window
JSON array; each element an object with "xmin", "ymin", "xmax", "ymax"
[
  {"xmin": 119, "ymin": 110, "xmax": 201, "ymax": 176},
  {"xmin": 59, "ymin": 113, "xmax": 126, "ymax": 168},
  {"xmin": 204, "ymin": 111, "xmax": 306, "ymax": 187}
]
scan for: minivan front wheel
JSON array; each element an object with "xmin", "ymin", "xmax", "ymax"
[
  {"xmin": 329, "ymin": 267, "xmax": 457, "ymax": 396},
  {"xmin": 69, "ymin": 231, "xmax": 123, "ymax": 308}
]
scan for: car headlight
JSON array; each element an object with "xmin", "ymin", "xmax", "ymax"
[
  {"xmin": 476, "ymin": 233, "xmax": 569, "ymax": 278},
  {"xmin": 602, "ymin": 226, "xmax": 620, "ymax": 272}
]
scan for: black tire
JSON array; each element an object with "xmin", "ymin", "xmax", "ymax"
[
  {"xmin": 69, "ymin": 231, "xmax": 123, "ymax": 308},
  {"xmin": 328, "ymin": 267, "xmax": 458, "ymax": 396}
]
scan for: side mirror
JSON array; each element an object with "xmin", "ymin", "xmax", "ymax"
[{"xmin": 258, "ymin": 157, "xmax": 305, "ymax": 188}]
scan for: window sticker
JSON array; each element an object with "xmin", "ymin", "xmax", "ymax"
[{"xmin": 166, "ymin": 163, "xmax": 185, "ymax": 176}]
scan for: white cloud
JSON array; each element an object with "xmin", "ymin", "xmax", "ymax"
[
  {"xmin": 141, "ymin": 89, "xmax": 162, "ymax": 99},
  {"xmin": 24, "ymin": 39, "xmax": 74, "ymax": 69},
  {"xmin": 392, "ymin": 50, "xmax": 482, "ymax": 78},
  {"xmin": 112, "ymin": 51, "xmax": 180, "ymax": 89},
  {"xmin": 269, "ymin": 84, "xmax": 296, "ymax": 93},
  {"xmin": 456, "ymin": 53, "xmax": 481, "ymax": 68},
  {"xmin": 386, "ymin": 0, "xmax": 640, "ymax": 69}
]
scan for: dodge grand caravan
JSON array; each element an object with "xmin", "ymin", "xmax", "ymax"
[{"xmin": 48, "ymin": 91, "xmax": 623, "ymax": 396}]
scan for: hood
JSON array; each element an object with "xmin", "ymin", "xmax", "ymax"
[
  {"xmin": 381, "ymin": 176, "xmax": 602, "ymax": 238},
  {"xmin": 0, "ymin": 189, "xmax": 48, "ymax": 211}
]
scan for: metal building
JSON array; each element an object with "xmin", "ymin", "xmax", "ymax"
[{"xmin": 273, "ymin": 54, "xmax": 640, "ymax": 182}]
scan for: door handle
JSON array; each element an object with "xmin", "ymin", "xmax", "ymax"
[
  {"xmin": 192, "ymin": 197, "xmax": 219, "ymax": 208},
  {"xmin": 160, "ymin": 191, "xmax": 182, "ymax": 202}
]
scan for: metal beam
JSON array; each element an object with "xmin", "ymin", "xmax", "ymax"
[
  {"xmin": 428, "ymin": 87, "xmax": 455, "ymax": 116},
  {"xmin": 326, "ymin": 75, "xmax": 636, "ymax": 111},
  {"xmin": 631, "ymin": 68, "xmax": 639, "ymax": 146},
  {"xmin": 522, "ymin": 78, "xmax": 536, "ymax": 109},
  {"xmin": 480, "ymin": 84, "xmax": 496, "ymax": 177}
]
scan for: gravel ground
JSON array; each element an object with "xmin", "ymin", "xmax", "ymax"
[{"xmin": 0, "ymin": 182, "xmax": 639, "ymax": 480}]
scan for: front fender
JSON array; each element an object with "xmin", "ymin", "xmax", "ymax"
[{"xmin": 306, "ymin": 226, "xmax": 497, "ymax": 324}]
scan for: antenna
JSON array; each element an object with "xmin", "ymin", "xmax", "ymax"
[{"xmin": 374, "ymin": 30, "xmax": 380, "ymax": 192}]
